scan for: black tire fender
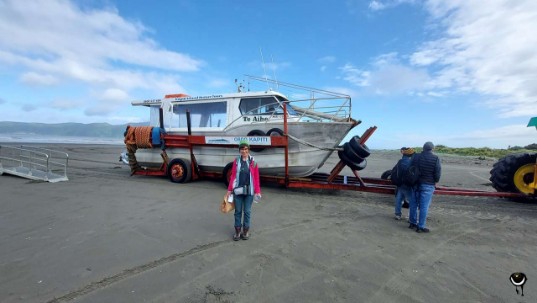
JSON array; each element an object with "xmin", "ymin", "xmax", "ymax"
[
  {"xmin": 343, "ymin": 142, "xmax": 365, "ymax": 164},
  {"xmin": 349, "ymin": 135, "xmax": 371, "ymax": 158},
  {"xmin": 247, "ymin": 129, "xmax": 265, "ymax": 152},
  {"xmin": 338, "ymin": 150, "xmax": 367, "ymax": 171},
  {"xmin": 266, "ymin": 128, "xmax": 284, "ymax": 136}
]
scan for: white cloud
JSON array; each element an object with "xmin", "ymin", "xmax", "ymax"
[
  {"xmin": 0, "ymin": 0, "xmax": 204, "ymax": 119},
  {"xmin": 341, "ymin": 55, "xmax": 430, "ymax": 94},
  {"xmin": 20, "ymin": 72, "xmax": 58, "ymax": 86},
  {"xmin": 100, "ymin": 88, "xmax": 129, "ymax": 103},
  {"xmin": 50, "ymin": 99, "xmax": 82, "ymax": 110},
  {"xmin": 340, "ymin": 64, "xmax": 370, "ymax": 87},
  {"xmin": 355, "ymin": 0, "xmax": 537, "ymax": 119},
  {"xmin": 445, "ymin": 123, "xmax": 537, "ymax": 148},
  {"xmin": 412, "ymin": 0, "xmax": 537, "ymax": 117},
  {"xmin": 368, "ymin": 0, "xmax": 418, "ymax": 11},
  {"xmin": 318, "ymin": 56, "xmax": 336, "ymax": 64}
]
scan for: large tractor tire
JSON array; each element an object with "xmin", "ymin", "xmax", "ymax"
[{"xmin": 489, "ymin": 153, "xmax": 536, "ymax": 196}]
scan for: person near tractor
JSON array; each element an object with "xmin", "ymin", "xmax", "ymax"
[
  {"xmin": 226, "ymin": 140, "xmax": 262, "ymax": 241},
  {"xmin": 392, "ymin": 147, "xmax": 416, "ymax": 220},
  {"xmin": 409, "ymin": 141, "xmax": 442, "ymax": 233}
]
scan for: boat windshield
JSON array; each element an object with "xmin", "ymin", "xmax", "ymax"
[
  {"xmin": 166, "ymin": 101, "xmax": 227, "ymax": 129},
  {"xmin": 239, "ymin": 96, "xmax": 297, "ymax": 116}
]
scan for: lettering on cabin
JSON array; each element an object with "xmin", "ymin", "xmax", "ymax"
[{"xmin": 242, "ymin": 116, "xmax": 269, "ymax": 122}]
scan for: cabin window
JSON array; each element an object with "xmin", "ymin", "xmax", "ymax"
[
  {"xmin": 149, "ymin": 106, "xmax": 160, "ymax": 127},
  {"xmin": 167, "ymin": 101, "xmax": 227, "ymax": 129},
  {"xmin": 239, "ymin": 97, "xmax": 279, "ymax": 115},
  {"xmin": 239, "ymin": 96, "xmax": 297, "ymax": 115}
]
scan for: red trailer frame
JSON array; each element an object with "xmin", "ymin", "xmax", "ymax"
[{"xmin": 130, "ymin": 106, "xmax": 530, "ymax": 200}]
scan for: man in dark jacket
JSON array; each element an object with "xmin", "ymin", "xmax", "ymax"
[{"xmin": 408, "ymin": 141, "xmax": 441, "ymax": 233}]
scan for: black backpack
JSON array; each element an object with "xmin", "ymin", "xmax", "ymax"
[
  {"xmin": 390, "ymin": 161, "xmax": 404, "ymax": 186},
  {"xmin": 402, "ymin": 156, "xmax": 420, "ymax": 186}
]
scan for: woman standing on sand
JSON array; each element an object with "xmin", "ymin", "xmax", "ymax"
[{"xmin": 226, "ymin": 140, "xmax": 262, "ymax": 241}]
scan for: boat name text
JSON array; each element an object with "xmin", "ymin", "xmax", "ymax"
[{"xmin": 243, "ymin": 116, "xmax": 269, "ymax": 122}]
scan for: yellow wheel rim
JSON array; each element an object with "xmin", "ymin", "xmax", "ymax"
[{"xmin": 513, "ymin": 164, "xmax": 536, "ymax": 195}]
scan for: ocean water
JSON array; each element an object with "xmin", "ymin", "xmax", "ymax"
[{"xmin": 0, "ymin": 134, "xmax": 123, "ymax": 145}]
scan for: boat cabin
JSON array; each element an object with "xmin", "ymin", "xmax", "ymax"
[{"xmin": 132, "ymin": 91, "xmax": 299, "ymax": 132}]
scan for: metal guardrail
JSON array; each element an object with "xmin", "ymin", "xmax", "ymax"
[{"xmin": 0, "ymin": 145, "xmax": 69, "ymax": 182}]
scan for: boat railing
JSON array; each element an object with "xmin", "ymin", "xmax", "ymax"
[
  {"xmin": 0, "ymin": 145, "xmax": 69, "ymax": 182},
  {"xmin": 242, "ymin": 96, "xmax": 352, "ymax": 124},
  {"xmin": 290, "ymin": 96, "xmax": 351, "ymax": 122},
  {"xmin": 245, "ymin": 75, "xmax": 353, "ymax": 122}
]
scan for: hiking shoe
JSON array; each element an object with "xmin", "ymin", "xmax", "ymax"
[
  {"xmin": 416, "ymin": 227, "xmax": 430, "ymax": 233},
  {"xmin": 394, "ymin": 215, "xmax": 402, "ymax": 220},
  {"xmin": 408, "ymin": 223, "xmax": 417, "ymax": 229}
]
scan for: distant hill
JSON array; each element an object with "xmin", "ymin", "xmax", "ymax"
[{"xmin": 0, "ymin": 121, "xmax": 148, "ymax": 138}]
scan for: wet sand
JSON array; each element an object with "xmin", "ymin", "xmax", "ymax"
[{"xmin": 0, "ymin": 144, "xmax": 536, "ymax": 302}]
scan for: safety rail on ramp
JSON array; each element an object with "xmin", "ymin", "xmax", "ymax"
[{"xmin": 0, "ymin": 145, "xmax": 69, "ymax": 182}]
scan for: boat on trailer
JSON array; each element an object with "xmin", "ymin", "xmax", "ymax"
[{"xmin": 123, "ymin": 77, "xmax": 370, "ymax": 181}]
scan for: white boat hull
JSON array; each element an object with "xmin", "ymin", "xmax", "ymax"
[{"xmin": 134, "ymin": 122, "xmax": 353, "ymax": 177}]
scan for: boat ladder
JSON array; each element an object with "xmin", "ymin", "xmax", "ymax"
[{"xmin": 0, "ymin": 145, "xmax": 69, "ymax": 182}]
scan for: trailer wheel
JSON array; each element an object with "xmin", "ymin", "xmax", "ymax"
[
  {"xmin": 349, "ymin": 135, "xmax": 371, "ymax": 158},
  {"xmin": 168, "ymin": 159, "xmax": 192, "ymax": 183},
  {"xmin": 223, "ymin": 162, "xmax": 233, "ymax": 187},
  {"xmin": 338, "ymin": 150, "xmax": 367, "ymax": 171},
  {"xmin": 490, "ymin": 153, "xmax": 536, "ymax": 196},
  {"xmin": 343, "ymin": 142, "xmax": 365, "ymax": 164},
  {"xmin": 247, "ymin": 130, "xmax": 265, "ymax": 152}
]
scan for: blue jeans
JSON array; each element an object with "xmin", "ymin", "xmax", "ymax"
[
  {"xmin": 394, "ymin": 185, "xmax": 415, "ymax": 216},
  {"xmin": 410, "ymin": 184, "xmax": 435, "ymax": 229},
  {"xmin": 234, "ymin": 195, "xmax": 254, "ymax": 228}
]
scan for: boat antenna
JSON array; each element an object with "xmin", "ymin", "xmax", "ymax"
[
  {"xmin": 259, "ymin": 48, "xmax": 270, "ymax": 91},
  {"xmin": 234, "ymin": 79, "xmax": 244, "ymax": 92},
  {"xmin": 271, "ymin": 54, "xmax": 279, "ymax": 90}
]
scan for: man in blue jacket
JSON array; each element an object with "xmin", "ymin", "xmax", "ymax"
[
  {"xmin": 409, "ymin": 141, "xmax": 441, "ymax": 233},
  {"xmin": 393, "ymin": 147, "xmax": 416, "ymax": 220}
]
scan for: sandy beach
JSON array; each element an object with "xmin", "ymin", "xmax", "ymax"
[{"xmin": 1, "ymin": 144, "xmax": 536, "ymax": 302}]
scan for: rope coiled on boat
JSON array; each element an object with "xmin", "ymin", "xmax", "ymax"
[
  {"xmin": 124, "ymin": 126, "xmax": 153, "ymax": 148},
  {"xmin": 123, "ymin": 126, "xmax": 154, "ymax": 174}
]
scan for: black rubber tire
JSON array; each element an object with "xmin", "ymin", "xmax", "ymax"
[
  {"xmin": 247, "ymin": 130, "xmax": 265, "ymax": 152},
  {"xmin": 381, "ymin": 169, "xmax": 392, "ymax": 180},
  {"xmin": 168, "ymin": 159, "xmax": 192, "ymax": 183},
  {"xmin": 349, "ymin": 135, "xmax": 371, "ymax": 158},
  {"xmin": 223, "ymin": 162, "xmax": 233, "ymax": 187},
  {"xmin": 266, "ymin": 128, "xmax": 284, "ymax": 136},
  {"xmin": 338, "ymin": 150, "xmax": 367, "ymax": 171},
  {"xmin": 343, "ymin": 142, "xmax": 365, "ymax": 164},
  {"xmin": 489, "ymin": 153, "xmax": 536, "ymax": 196}
]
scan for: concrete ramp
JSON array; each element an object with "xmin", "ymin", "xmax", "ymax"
[{"xmin": 0, "ymin": 145, "xmax": 69, "ymax": 182}]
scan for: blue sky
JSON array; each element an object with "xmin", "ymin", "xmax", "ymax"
[{"xmin": 1, "ymin": 0, "xmax": 536, "ymax": 149}]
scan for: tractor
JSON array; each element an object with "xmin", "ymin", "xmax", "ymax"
[{"xmin": 489, "ymin": 117, "xmax": 537, "ymax": 197}]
